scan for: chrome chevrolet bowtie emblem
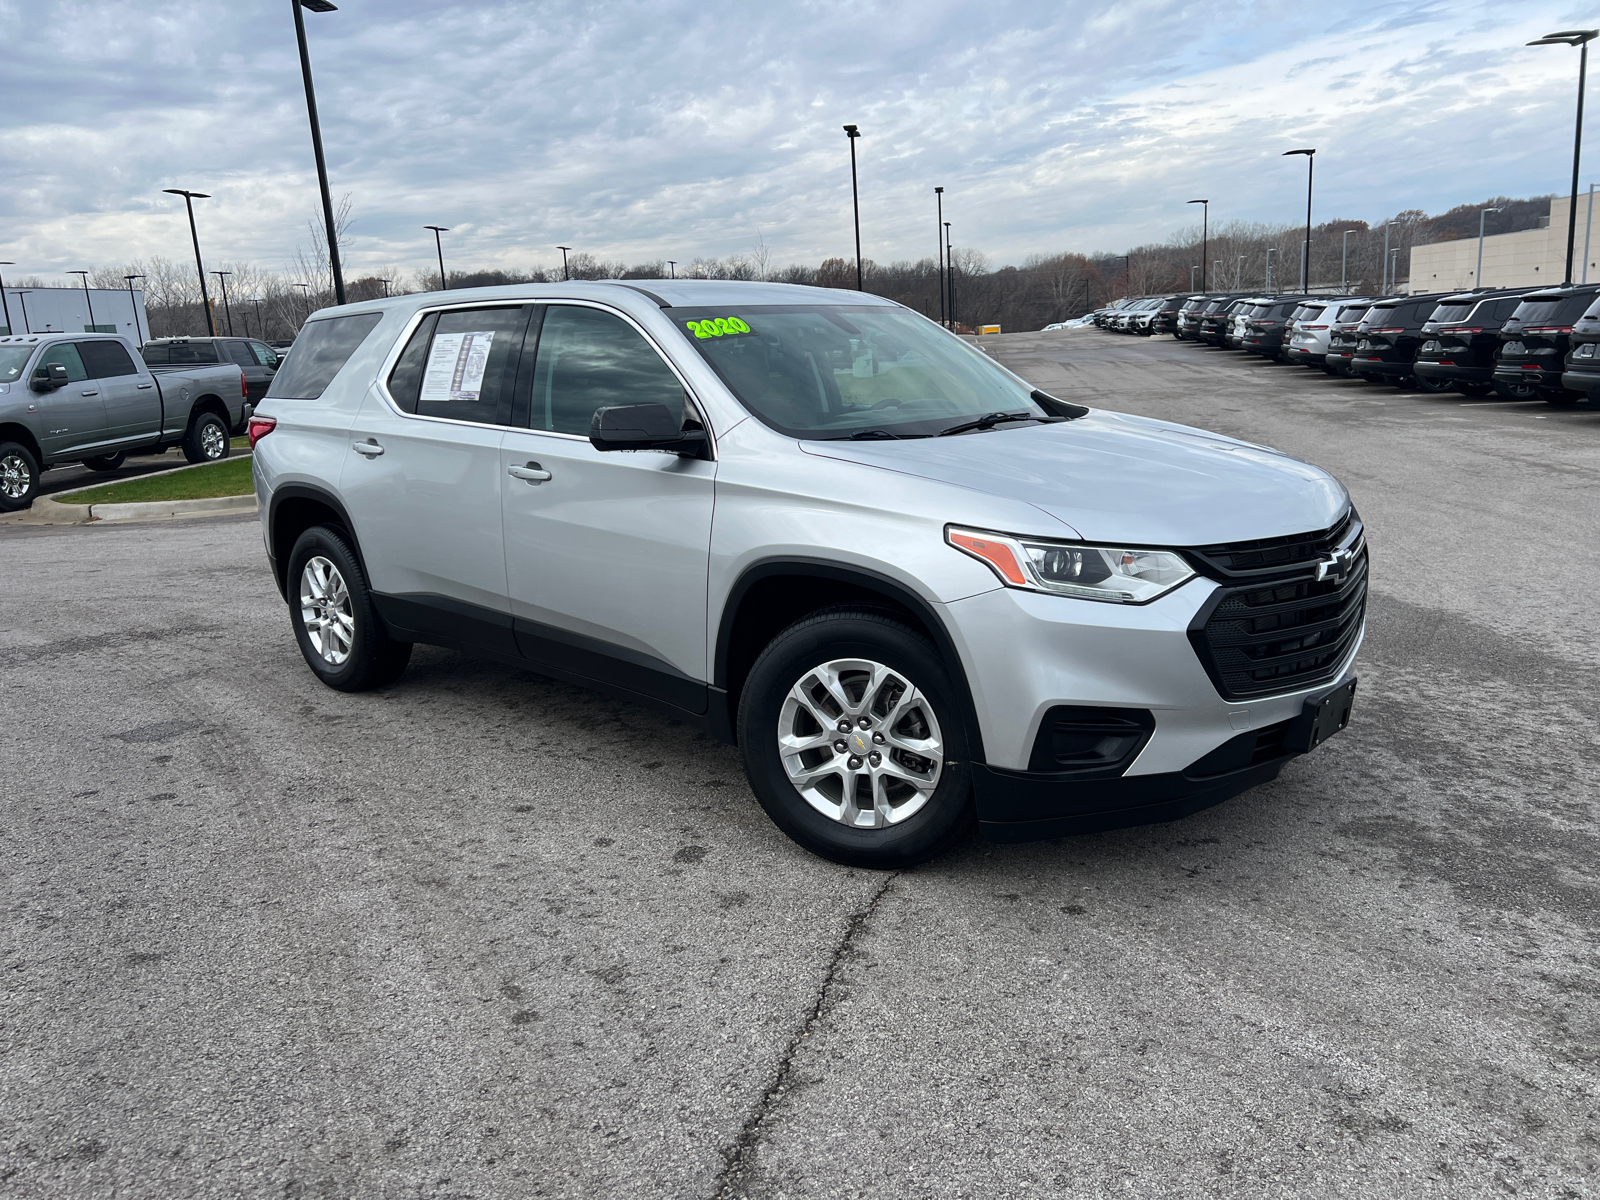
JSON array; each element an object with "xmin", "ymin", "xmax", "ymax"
[
  {"xmin": 1315, "ymin": 547, "xmax": 1353, "ymax": 582},
  {"xmin": 849, "ymin": 732, "xmax": 870, "ymax": 754}
]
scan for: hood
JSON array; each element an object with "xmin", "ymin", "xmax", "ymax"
[{"xmin": 801, "ymin": 410, "xmax": 1349, "ymax": 547}]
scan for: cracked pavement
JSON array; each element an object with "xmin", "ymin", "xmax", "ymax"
[{"xmin": 2, "ymin": 329, "xmax": 1598, "ymax": 1198}]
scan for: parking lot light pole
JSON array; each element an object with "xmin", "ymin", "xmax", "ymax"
[
  {"xmin": 211, "ymin": 271, "xmax": 235, "ymax": 335},
  {"xmin": 377, "ymin": 277, "xmax": 393, "ymax": 298},
  {"xmin": 68, "ymin": 270, "xmax": 98, "ymax": 331},
  {"xmin": 1390, "ymin": 248, "xmax": 1401, "ymax": 292},
  {"xmin": 1190, "ymin": 265, "xmax": 1198, "ymax": 290},
  {"xmin": 944, "ymin": 222, "xmax": 953, "ymax": 325},
  {"xmin": 557, "ymin": 245, "xmax": 571, "ymax": 281},
  {"xmin": 1235, "ymin": 255, "xmax": 1246, "ymax": 289},
  {"xmin": 426, "ymin": 226, "xmax": 450, "ymax": 290},
  {"xmin": 666, "ymin": 260, "xmax": 676, "ymax": 279},
  {"xmin": 1283, "ymin": 149, "xmax": 1315, "ymax": 290},
  {"xmin": 124, "ymin": 274, "xmax": 147, "ymax": 344},
  {"xmin": 1265, "ymin": 247, "xmax": 1276, "ymax": 293},
  {"xmin": 1187, "ymin": 200, "xmax": 1209, "ymax": 290},
  {"xmin": 1341, "ymin": 230, "xmax": 1357, "ymax": 292},
  {"xmin": 1476, "ymin": 208, "xmax": 1501, "ymax": 287},
  {"xmin": 292, "ymin": 0, "xmax": 346, "ymax": 306},
  {"xmin": 843, "ymin": 125, "xmax": 864, "ymax": 290},
  {"xmin": 935, "ymin": 187, "xmax": 946, "ymax": 326},
  {"xmin": 0, "ymin": 263, "xmax": 12, "ymax": 335},
  {"xmin": 9, "ymin": 291, "xmax": 32, "ymax": 334},
  {"xmin": 293, "ymin": 282, "xmax": 312, "ymax": 328},
  {"xmin": 164, "ymin": 188, "xmax": 215, "ymax": 336},
  {"xmin": 247, "ymin": 297, "xmax": 265, "ymax": 339},
  {"xmin": 1528, "ymin": 30, "xmax": 1599, "ymax": 283},
  {"xmin": 1381, "ymin": 222, "xmax": 1391, "ymax": 292}
]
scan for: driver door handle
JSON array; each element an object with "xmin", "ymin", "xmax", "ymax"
[
  {"xmin": 508, "ymin": 463, "xmax": 552, "ymax": 483},
  {"xmin": 351, "ymin": 439, "xmax": 384, "ymax": 457},
  {"xmin": 80, "ymin": 389, "xmax": 99, "ymax": 396}
]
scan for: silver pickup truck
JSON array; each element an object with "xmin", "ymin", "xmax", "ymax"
[{"xmin": 0, "ymin": 332, "xmax": 246, "ymax": 510}]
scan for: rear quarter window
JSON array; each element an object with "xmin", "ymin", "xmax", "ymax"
[{"xmin": 265, "ymin": 313, "xmax": 384, "ymax": 399}]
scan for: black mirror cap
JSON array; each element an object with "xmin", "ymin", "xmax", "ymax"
[
  {"xmin": 31, "ymin": 363, "xmax": 69, "ymax": 391},
  {"xmin": 589, "ymin": 403, "xmax": 709, "ymax": 457}
]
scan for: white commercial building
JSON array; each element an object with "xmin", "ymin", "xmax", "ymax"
[
  {"xmin": 0, "ymin": 285, "xmax": 149, "ymax": 342},
  {"xmin": 1409, "ymin": 193, "xmax": 1600, "ymax": 294}
]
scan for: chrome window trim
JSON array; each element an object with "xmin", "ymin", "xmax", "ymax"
[{"xmin": 372, "ymin": 297, "xmax": 716, "ymax": 456}]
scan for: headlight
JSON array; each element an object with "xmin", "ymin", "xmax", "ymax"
[{"xmin": 946, "ymin": 526, "xmax": 1195, "ymax": 604}]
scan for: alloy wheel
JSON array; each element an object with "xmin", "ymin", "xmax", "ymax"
[
  {"xmin": 299, "ymin": 556, "xmax": 354, "ymax": 665},
  {"xmin": 0, "ymin": 454, "xmax": 30, "ymax": 500},
  {"xmin": 201, "ymin": 422, "xmax": 227, "ymax": 460},
  {"xmin": 777, "ymin": 658, "xmax": 944, "ymax": 829}
]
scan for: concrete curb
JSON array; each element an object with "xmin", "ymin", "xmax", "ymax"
[{"xmin": 92, "ymin": 493, "xmax": 259, "ymax": 522}]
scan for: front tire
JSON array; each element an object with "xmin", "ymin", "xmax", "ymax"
[
  {"xmin": 0, "ymin": 442, "xmax": 40, "ymax": 512},
  {"xmin": 738, "ymin": 609, "xmax": 975, "ymax": 868},
  {"xmin": 287, "ymin": 526, "xmax": 412, "ymax": 692},
  {"xmin": 183, "ymin": 411, "xmax": 230, "ymax": 464}
]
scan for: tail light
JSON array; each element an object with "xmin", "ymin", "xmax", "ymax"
[
  {"xmin": 246, "ymin": 416, "xmax": 276, "ymax": 449},
  {"xmin": 1369, "ymin": 327, "xmax": 1406, "ymax": 334},
  {"xmin": 1525, "ymin": 326, "xmax": 1573, "ymax": 334},
  {"xmin": 241, "ymin": 373, "xmax": 248, "ymax": 399},
  {"xmin": 1301, "ymin": 324, "xmax": 1328, "ymax": 330}
]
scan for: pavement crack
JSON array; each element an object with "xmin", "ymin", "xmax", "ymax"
[{"xmin": 710, "ymin": 870, "xmax": 900, "ymax": 1200}]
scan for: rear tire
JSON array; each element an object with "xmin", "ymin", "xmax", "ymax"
[
  {"xmin": 82, "ymin": 452, "xmax": 126, "ymax": 472},
  {"xmin": 737, "ymin": 609, "xmax": 975, "ymax": 868},
  {"xmin": 1412, "ymin": 374, "xmax": 1452, "ymax": 394},
  {"xmin": 0, "ymin": 441, "xmax": 39, "ymax": 512},
  {"xmin": 182, "ymin": 411, "xmax": 230, "ymax": 464},
  {"xmin": 1455, "ymin": 382, "xmax": 1494, "ymax": 397},
  {"xmin": 1494, "ymin": 379, "xmax": 1539, "ymax": 400},
  {"xmin": 287, "ymin": 525, "xmax": 412, "ymax": 692}
]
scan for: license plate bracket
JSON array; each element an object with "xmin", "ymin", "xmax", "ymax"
[{"xmin": 1286, "ymin": 678, "xmax": 1357, "ymax": 754}]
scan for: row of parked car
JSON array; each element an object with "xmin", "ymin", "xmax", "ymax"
[{"xmin": 1090, "ymin": 286, "xmax": 1600, "ymax": 406}]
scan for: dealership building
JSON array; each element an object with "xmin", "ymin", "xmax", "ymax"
[
  {"xmin": 1410, "ymin": 194, "xmax": 1600, "ymax": 293},
  {"xmin": 0, "ymin": 285, "xmax": 149, "ymax": 342}
]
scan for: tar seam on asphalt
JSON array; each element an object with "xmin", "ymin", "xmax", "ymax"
[{"xmin": 710, "ymin": 870, "xmax": 901, "ymax": 1200}]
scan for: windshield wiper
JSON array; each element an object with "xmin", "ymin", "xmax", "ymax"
[
  {"xmin": 827, "ymin": 428, "xmax": 927, "ymax": 440},
  {"xmin": 935, "ymin": 411, "xmax": 1062, "ymax": 437}
]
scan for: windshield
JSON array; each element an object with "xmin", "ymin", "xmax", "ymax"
[
  {"xmin": 0, "ymin": 346, "xmax": 33, "ymax": 383},
  {"xmin": 669, "ymin": 305, "xmax": 1045, "ymax": 438}
]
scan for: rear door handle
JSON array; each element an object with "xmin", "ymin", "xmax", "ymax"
[
  {"xmin": 508, "ymin": 463, "xmax": 552, "ymax": 483},
  {"xmin": 352, "ymin": 440, "xmax": 384, "ymax": 457},
  {"xmin": 80, "ymin": 389, "xmax": 99, "ymax": 396},
  {"xmin": 136, "ymin": 383, "xmax": 154, "ymax": 390}
]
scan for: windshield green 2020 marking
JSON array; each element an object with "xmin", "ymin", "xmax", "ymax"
[{"xmin": 686, "ymin": 317, "xmax": 752, "ymax": 339}]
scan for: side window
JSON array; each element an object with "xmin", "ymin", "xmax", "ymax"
[
  {"xmin": 79, "ymin": 340, "xmax": 139, "ymax": 378},
  {"xmin": 249, "ymin": 342, "xmax": 279, "ymax": 368},
  {"xmin": 267, "ymin": 312, "xmax": 384, "ymax": 400},
  {"xmin": 169, "ymin": 342, "xmax": 221, "ymax": 364},
  {"xmin": 386, "ymin": 306, "xmax": 526, "ymax": 425},
  {"xmin": 527, "ymin": 305, "xmax": 685, "ymax": 435},
  {"xmin": 225, "ymin": 341, "xmax": 256, "ymax": 368},
  {"xmin": 38, "ymin": 342, "xmax": 89, "ymax": 383}
]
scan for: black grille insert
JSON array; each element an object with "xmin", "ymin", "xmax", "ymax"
[
  {"xmin": 1187, "ymin": 511, "xmax": 1357, "ymax": 580},
  {"xmin": 1189, "ymin": 551, "xmax": 1367, "ymax": 700}
]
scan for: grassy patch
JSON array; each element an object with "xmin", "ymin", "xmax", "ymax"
[{"xmin": 56, "ymin": 456, "xmax": 255, "ymax": 506}]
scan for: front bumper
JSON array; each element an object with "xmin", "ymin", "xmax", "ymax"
[{"xmin": 944, "ymin": 581, "xmax": 1364, "ymax": 841}]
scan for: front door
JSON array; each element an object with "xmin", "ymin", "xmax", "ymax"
[
  {"xmin": 340, "ymin": 303, "xmax": 532, "ymax": 657},
  {"xmin": 33, "ymin": 342, "xmax": 109, "ymax": 460},
  {"xmin": 499, "ymin": 303, "xmax": 715, "ymax": 711}
]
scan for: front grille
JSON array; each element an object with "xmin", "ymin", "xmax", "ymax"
[
  {"xmin": 1189, "ymin": 551, "xmax": 1367, "ymax": 700},
  {"xmin": 1186, "ymin": 510, "xmax": 1357, "ymax": 579}
]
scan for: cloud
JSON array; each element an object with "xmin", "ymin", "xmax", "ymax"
[{"xmin": 0, "ymin": 0, "xmax": 1589, "ymax": 280}]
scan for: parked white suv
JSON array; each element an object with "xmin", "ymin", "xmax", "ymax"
[{"xmin": 250, "ymin": 281, "xmax": 1365, "ymax": 866}]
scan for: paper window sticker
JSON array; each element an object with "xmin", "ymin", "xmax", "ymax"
[{"xmin": 419, "ymin": 330, "xmax": 497, "ymax": 402}]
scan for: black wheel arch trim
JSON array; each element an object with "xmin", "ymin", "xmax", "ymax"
[
  {"xmin": 267, "ymin": 483, "xmax": 366, "ymax": 602},
  {"xmin": 714, "ymin": 556, "xmax": 988, "ymax": 764}
]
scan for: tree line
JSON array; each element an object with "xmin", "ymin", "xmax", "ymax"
[{"xmin": 15, "ymin": 194, "xmax": 1556, "ymax": 340}]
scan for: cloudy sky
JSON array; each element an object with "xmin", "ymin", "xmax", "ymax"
[{"xmin": 2, "ymin": 0, "xmax": 1597, "ymax": 281}]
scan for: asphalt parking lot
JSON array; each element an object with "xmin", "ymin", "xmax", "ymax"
[{"xmin": 3, "ymin": 329, "xmax": 1597, "ymax": 1199}]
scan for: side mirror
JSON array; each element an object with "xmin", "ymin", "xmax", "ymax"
[
  {"xmin": 31, "ymin": 363, "xmax": 69, "ymax": 392},
  {"xmin": 589, "ymin": 403, "xmax": 708, "ymax": 457}
]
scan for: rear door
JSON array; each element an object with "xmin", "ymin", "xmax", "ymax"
[
  {"xmin": 498, "ymin": 302, "xmax": 715, "ymax": 709},
  {"xmin": 79, "ymin": 339, "xmax": 159, "ymax": 444},
  {"xmin": 341, "ymin": 303, "xmax": 531, "ymax": 654},
  {"xmin": 33, "ymin": 342, "xmax": 109, "ymax": 460}
]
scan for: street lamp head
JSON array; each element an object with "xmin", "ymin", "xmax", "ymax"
[
  {"xmin": 1283, "ymin": 148, "xmax": 1316, "ymax": 157},
  {"xmin": 163, "ymin": 188, "xmax": 210, "ymax": 199},
  {"xmin": 843, "ymin": 124, "xmax": 860, "ymax": 138},
  {"xmin": 300, "ymin": 0, "xmax": 338, "ymax": 11},
  {"xmin": 557, "ymin": 245, "xmax": 571, "ymax": 251},
  {"xmin": 424, "ymin": 225, "xmax": 449, "ymax": 233},
  {"xmin": 1528, "ymin": 29, "xmax": 1598, "ymax": 46},
  {"xmin": 1187, "ymin": 198, "xmax": 1208, "ymax": 205},
  {"xmin": 934, "ymin": 186, "xmax": 943, "ymax": 194}
]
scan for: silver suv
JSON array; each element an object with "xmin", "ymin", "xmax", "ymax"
[{"xmin": 250, "ymin": 281, "xmax": 1365, "ymax": 866}]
